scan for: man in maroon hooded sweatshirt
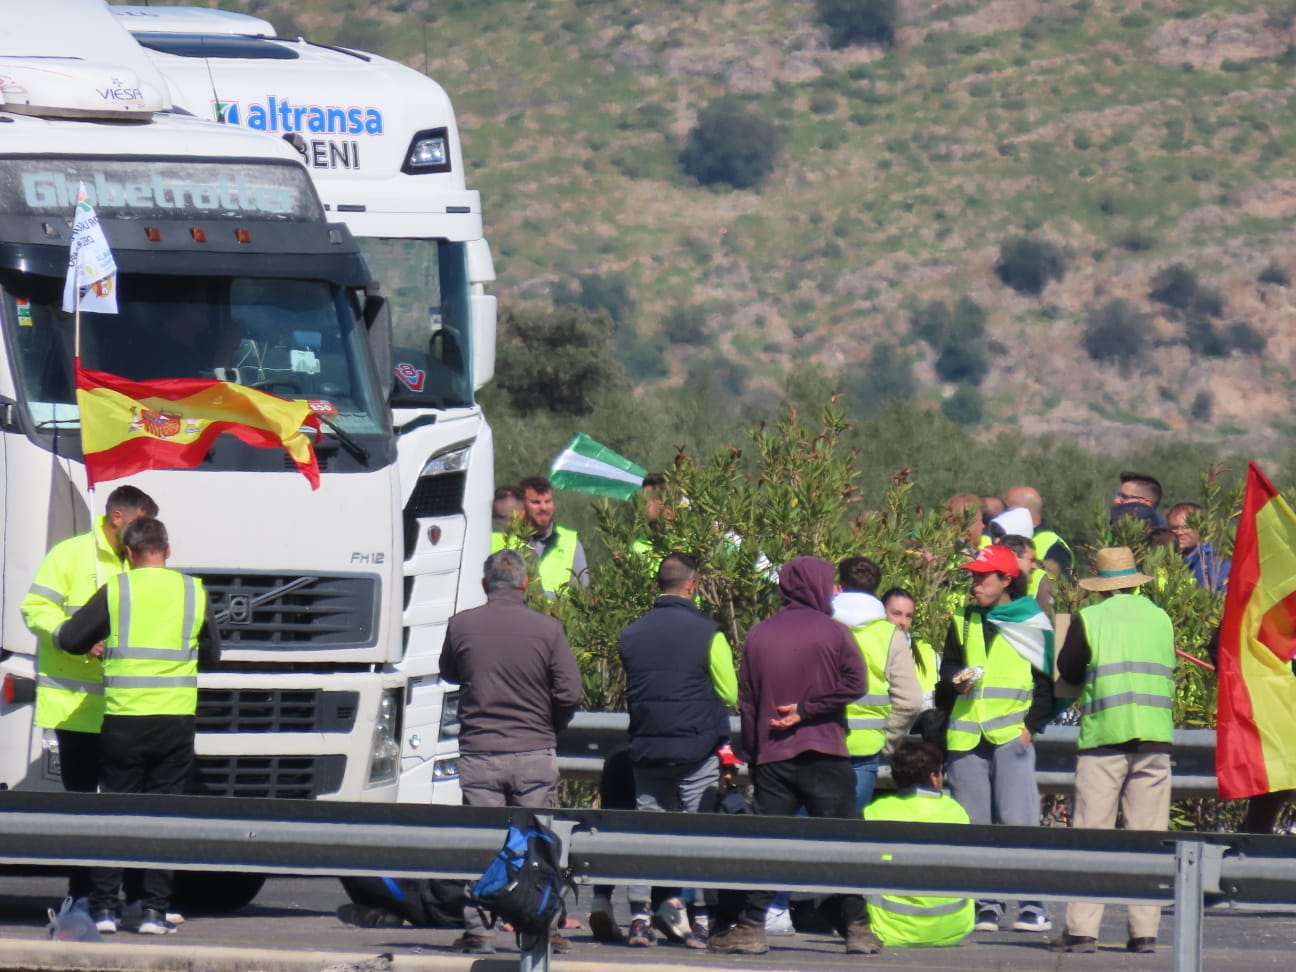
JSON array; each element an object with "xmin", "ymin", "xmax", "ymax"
[{"xmin": 708, "ymin": 556, "xmax": 874, "ymax": 956}]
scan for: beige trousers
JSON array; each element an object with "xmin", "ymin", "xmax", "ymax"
[{"xmin": 1065, "ymin": 750, "xmax": 1171, "ymax": 940}]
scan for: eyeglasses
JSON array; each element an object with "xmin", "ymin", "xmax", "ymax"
[{"xmin": 1114, "ymin": 491, "xmax": 1144, "ymax": 503}]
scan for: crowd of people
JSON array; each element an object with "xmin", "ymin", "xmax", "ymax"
[
  {"xmin": 388, "ymin": 468, "xmax": 1266, "ymax": 957},
  {"xmin": 26, "ymin": 468, "xmax": 1270, "ymax": 955}
]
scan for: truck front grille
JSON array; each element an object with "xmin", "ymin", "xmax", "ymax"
[
  {"xmin": 196, "ymin": 689, "xmax": 359, "ymax": 733},
  {"xmin": 195, "ymin": 755, "xmax": 345, "ymax": 799},
  {"xmin": 197, "ymin": 572, "xmax": 378, "ymax": 649}
]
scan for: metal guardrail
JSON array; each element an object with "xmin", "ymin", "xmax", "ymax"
[
  {"xmin": 1, "ymin": 790, "xmax": 1293, "ymax": 972},
  {"xmin": 558, "ymin": 713, "xmax": 1222, "ymax": 796}
]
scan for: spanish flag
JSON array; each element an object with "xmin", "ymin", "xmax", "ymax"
[
  {"xmin": 1216, "ymin": 462, "xmax": 1296, "ymax": 800},
  {"xmin": 75, "ymin": 361, "xmax": 321, "ymax": 490}
]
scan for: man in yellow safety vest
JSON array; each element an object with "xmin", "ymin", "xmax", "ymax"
[
  {"xmin": 56, "ymin": 517, "xmax": 221, "ymax": 937},
  {"xmin": 520, "ymin": 476, "xmax": 589, "ymax": 596}
]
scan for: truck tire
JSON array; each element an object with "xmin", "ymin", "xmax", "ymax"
[{"xmin": 172, "ymin": 871, "xmax": 266, "ymax": 914}]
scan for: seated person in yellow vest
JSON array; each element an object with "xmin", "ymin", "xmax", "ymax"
[
  {"xmin": 1049, "ymin": 547, "xmax": 1174, "ymax": 956},
  {"xmin": 1003, "ymin": 485, "xmax": 1074, "ymax": 579},
  {"xmin": 935, "ymin": 544, "xmax": 1055, "ymax": 935},
  {"xmin": 488, "ymin": 484, "xmax": 527, "ymax": 553},
  {"xmin": 864, "ymin": 740, "xmax": 975, "ymax": 947},
  {"xmin": 996, "ymin": 534, "xmax": 1054, "ymax": 616},
  {"xmin": 520, "ymin": 476, "xmax": 589, "ymax": 596},
  {"xmin": 20, "ymin": 485, "xmax": 158, "ymax": 904},
  {"xmin": 832, "ymin": 557, "xmax": 921, "ymax": 815},
  {"xmin": 55, "ymin": 517, "xmax": 222, "ymax": 937},
  {"xmin": 881, "ymin": 587, "xmax": 941, "ymax": 740}
]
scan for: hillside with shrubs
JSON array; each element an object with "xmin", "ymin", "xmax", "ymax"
[{"xmin": 215, "ymin": 0, "xmax": 1296, "ymax": 451}]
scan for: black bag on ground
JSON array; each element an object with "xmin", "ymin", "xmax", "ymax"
[
  {"xmin": 339, "ymin": 876, "xmax": 467, "ymax": 928},
  {"xmin": 469, "ymin": 811, "xmax": 568, "ymax": 937}
]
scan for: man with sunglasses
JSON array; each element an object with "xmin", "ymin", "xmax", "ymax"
[{"xmin": 1111, "ymin": 472, "xmax": 1167, "ymax": 528}]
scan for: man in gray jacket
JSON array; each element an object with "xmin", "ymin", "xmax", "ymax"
[{"xmin": 439, "ymin": 549, "xmax": 583, "ymax": 954}]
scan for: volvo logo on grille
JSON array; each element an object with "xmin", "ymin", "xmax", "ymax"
[{"xmin": 227, "ymin": 594, "xmax": 252, "ymax": 624}]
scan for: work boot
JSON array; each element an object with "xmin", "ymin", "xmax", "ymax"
[
  {"xmin": 707, "ymin": 920, "xmax": 768, "ymax": 955},
  {"xmin": 845, "ymin": 920, "xmax": 882, "ymax": 954}
]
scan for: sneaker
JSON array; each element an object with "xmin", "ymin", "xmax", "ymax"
[
  {"xmin": 91, "ymin": 910, "xmax": 117, "ymax": 935},
  {"xmin": 336, "ymin": 903, "xmax": 405, "ymax": 928},
  {"xmin": 708, "ymin": 920, "xmax": 769, "ymax": 955},
  {"xmin": 627, "ymin": 917, "xmax": 655, "ymax": 947},
  {"xmin": 974, "ymin": 907, "xmax": 1001, "ymax": 932},
  {"xmin": 164, "ymin": 911, "xmax": 184, "ymax": 926},
  {"xmin": 1050, "ymin": 934, "xmax": 1098, "ymax": 953},
  {"xmin": 1013, "ymin": 909, "xmax": 1053, "ymax": 932},
  {"xmin": 135, "ymin": 908, "xmax": 177, "ymax": 935},
  {"xmin": 764, "ymin": 904, "xmax": 795, "ymax": 936},
  {"xmin": 845, "ymin": 920, "xmax": 882, "ymax": 955},
  {"xmin": 1127, "ymin": 937, "xmax": 1157, "ymax": 953},
  {"xmin": 653, "ymin": 898, "xmax": 691, "ymax": 943},
  {"xmin": 453, "ymin": 932, "xmax": 495, "ymax": 955},
  {"xmin": 690, "ymin": 912, "xmax": 710, "ymax": 943},
  {"xmin": 549, "ymin": 932, "xmax": 572, "ymax": 953},
  {"xmin": 588, "ymin": 902, "xmax": 624, "ymax": 943}
]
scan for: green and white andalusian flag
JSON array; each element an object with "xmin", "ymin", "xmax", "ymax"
[
  {"xmin": 549, "ymin": 433, "xmax": 647, "ymax": 501},
  {"xmin": 987, "ymin": 596, "xmax": 1055, "ymax": 676}
]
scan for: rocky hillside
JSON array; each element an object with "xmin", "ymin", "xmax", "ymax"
[{"xmin": 217, "ymin": 0, "xmax": 1296, "ymax": 451}]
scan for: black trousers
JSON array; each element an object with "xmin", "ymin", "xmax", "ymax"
[
  {"xmin": 89, "ymin": 714, "xmax": 195, "ymax": 915},
  {"xmin": 55, "ymin": 729, "xmax": 100, "ymax": 899},
  {"xmin": 733, "ymin": 751, "xmax": 867, "ymax": 928}
]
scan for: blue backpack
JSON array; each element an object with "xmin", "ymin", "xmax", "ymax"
[{"xmin": 469, "ymin": 812, "xmax": 568, "ymax": 937}]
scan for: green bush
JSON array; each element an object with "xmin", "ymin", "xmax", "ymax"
[
  {"xmin": 681, "ymin": 97, "xmax": 780, "ymax": 190},
  {"xmin": 553, "ymin": 271, "xmax": 637, "ymax": 329},
  {"xmin": 1224, "ymin": 321, "xmax": 1267, "ymax": 355},
  {"xmin": 494, "ymin": 305, "xmax": 625, "ymax": 416},
  {"xmin": 1190, "ymin": 390, "xmax": 1213, "ymax": 421},
  {"xmin": 660, "ymin": 306, "xmax": 708, "ymax": 345},
  {"xmin": 848, "ymin": 342, "xmax": 917, "ymax": 416},
  {"xmin": 994, "ymin": 236, "xmax": 1067, "ymax": 296},
  {"xmin": 1149, "ymin": 263, "xmax": 1200, "ymax": 311},
  {"xmin": 1259, "ymin": 261, "xmax": 1291, "ymax": 286},
  {"xmin": 1081, "ymin": 299, "xmax": 1149, "ymax": 363},
  {"xmin": 934, "ymin": 344, "xmax": 989, "ymax": 384},
  {"xmin": 815, "ymin": 0, "xmax": 899, "ymax": 50},
  {"xmin": 940, "ymin": 383, "xmax": 984, "ymax": 424}
]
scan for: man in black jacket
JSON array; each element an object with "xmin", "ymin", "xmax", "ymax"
[{"xmin": 618, "ymin": 553, "xmax": 737, "ymax": 949}]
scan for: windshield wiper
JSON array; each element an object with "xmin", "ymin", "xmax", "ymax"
[
  {"xmin": 313, "ymin": 412, "xmax": 369, "ymax": 463},
  {"xmin": 35, "ymin": 418, "xmax": 81, "ymax": 430}
]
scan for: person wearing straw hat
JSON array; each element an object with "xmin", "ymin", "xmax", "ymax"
[{"xmin": 1050, "ymin": 547, "xmax": 1174, "ymax": 955}]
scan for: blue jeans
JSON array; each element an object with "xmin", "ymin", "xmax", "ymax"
[{"xmin": 851, "ymin": 753, "xmax": 881, "ymax": 816}]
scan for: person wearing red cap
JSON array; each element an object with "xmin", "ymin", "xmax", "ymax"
[{"xmin": 935, "ymin": 545, "xmax": 1055, "ymax": 935}]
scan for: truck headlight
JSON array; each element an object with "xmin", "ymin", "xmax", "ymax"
[
  {"xmin": 367, "ymin": 689, "xmax": 402, "ymax": 785},
  {"xmin": 401, "ymin": 127, "xmax": 451, "ymax": 174},
  {"xmin": 439, "ymin": 688, "xmax": 460, "ymax": 739},
  {"xmin": 432, "ymin": 756, "xmax": 459, "ymax": 780},
  {"xmin": 420, "ymin": 445, "xmax": 469, "ymax": 478}
]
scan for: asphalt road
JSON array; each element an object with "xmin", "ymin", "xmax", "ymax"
[{"xmin": 1, "ymin": 872, "xmax": 1294, "ymax": 970}]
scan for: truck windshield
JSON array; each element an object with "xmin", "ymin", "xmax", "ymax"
[
  {"xmin": 1, "ymin": 271, "xmax": 387, "ymax": 435},
  {"xmin": 359, "ymin": 239, "xmax": 474, "ymax": 409}
]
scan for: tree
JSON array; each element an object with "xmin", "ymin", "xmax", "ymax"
[
  {"xmin": 848, "ymin": 342, "xmax": 916, "ymax": 416},
  {"xmin": 494, "ymin": 305, "xmax": 624, "ymax": 416},
  {"xmin": 681, "ymin": 97, "xmax": 779, "ymax": 190},
  {"xmin": 994, "ymin": 236, "xmax": 1067, "ymax": 296},
  {"xmin": 1081, "ymin": 300, "xmax": 1149, "ymax": 363},
  {"xmin": 554, "ymin": 272, "xmax": 637, "ymax": 330},
  {"xmin": 816, "ymin": 0, "xmax": 899, "ymax": 49}
]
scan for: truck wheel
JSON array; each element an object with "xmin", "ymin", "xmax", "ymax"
[{"xmin": 171, "ymin": 871, "xmax": 266, "ymax": 914}]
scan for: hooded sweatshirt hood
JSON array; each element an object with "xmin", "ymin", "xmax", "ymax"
[
  {"xmin": 778, "ymin": 556, "xmax": 837, "ymax": 614},
  {"xmin": 832, "ymin": 590, "xmax": 886, "ymax": 629}
]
